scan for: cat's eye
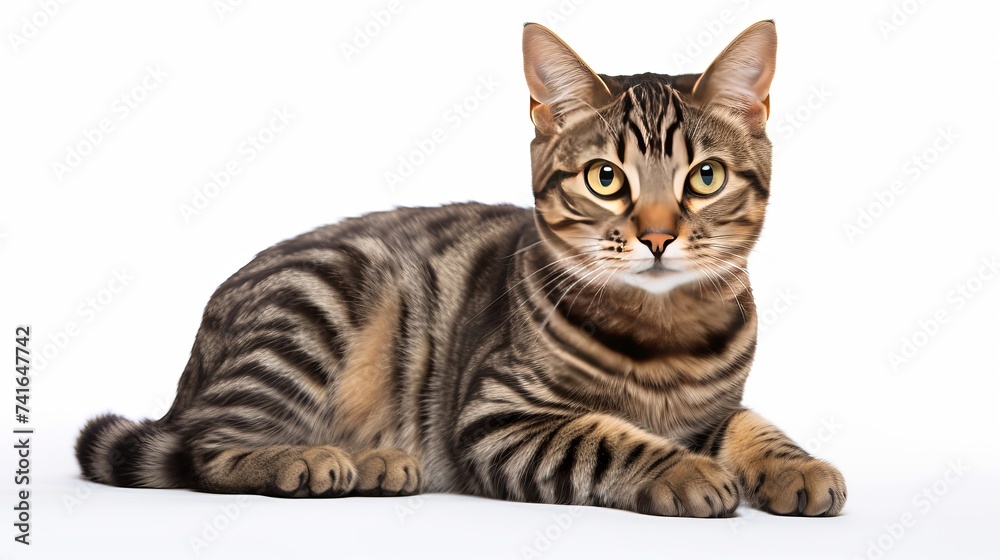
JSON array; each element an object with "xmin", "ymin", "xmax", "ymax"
[
  {"xmin": 687, "ymin": 160, "xmax": 727, "ymax": 196},
  {"xmin": 584, "ymin": 160, "xmax": 628, "ymax": 199}
]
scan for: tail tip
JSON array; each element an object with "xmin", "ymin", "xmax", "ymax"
[{"xmin": 75, "ymin": 413, "xmax": 138, "ymax": 483}]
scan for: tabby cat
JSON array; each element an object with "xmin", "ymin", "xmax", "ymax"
[{"xmin": 76, "ymin": 20, "xmax": 847, "ymax": 517}]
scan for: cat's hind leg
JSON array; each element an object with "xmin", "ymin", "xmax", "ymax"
[
  {"xmin": 352, "ymin": 448, "xmax": 423, "ymax": 496},
  {"xmin": 196, "ymin": 445, "xmax": 357, "ymax": 498},
  {"xmin": 195, "ymin": 445, "xmax": 424, "ymax": 498}
]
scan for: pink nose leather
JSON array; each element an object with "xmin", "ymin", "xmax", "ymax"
[{"xmin": 638, "ymin": 232, "xmax": 675, "ymax": 258}]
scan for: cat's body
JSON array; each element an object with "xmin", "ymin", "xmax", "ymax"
[{"xmin": 77, "ymin": 21, "xmax": 847, "ymax": 517}]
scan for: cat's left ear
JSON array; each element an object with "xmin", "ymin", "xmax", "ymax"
[
  {"xmin": 522, "ymin": 23, "xmax": 612, "ymax": 135},
  {"xmin": 691, "ymin": 20, "xmax": 777, "ymax": 125}
]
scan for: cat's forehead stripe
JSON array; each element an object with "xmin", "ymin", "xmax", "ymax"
[{"xmin": 613, "ymin": 82, "xmax": 687, "ymax": 163}]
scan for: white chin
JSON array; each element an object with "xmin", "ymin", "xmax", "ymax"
[{"xmin": 622, "ymin": 268, "xmax": 699, "ymax": 295}]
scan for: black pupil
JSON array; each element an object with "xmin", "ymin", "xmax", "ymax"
[
  {"xmin": 700, "ymin": 164, "xmax": 714, "ymax": 185},
  {"xmin": 599, "ymin": 165, "xmax": 615, "ymax": 187}
]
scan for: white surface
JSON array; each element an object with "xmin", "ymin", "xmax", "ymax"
[
  {"xmin": 2, "ymin": 1, "xmax": 998, "ymax": 558},
  {"xmin": 19, "ymin": 427, "xmax": 1000, "ymax": 559}
]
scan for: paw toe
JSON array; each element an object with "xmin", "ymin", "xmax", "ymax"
[
  {"xmin": 275, "ymin": 459, "xmax": 309, "ymax": 497},
  {"xmin": 639, "ymin": 453, "xmax": 739, "ymax": 517},
  {"xmin": 301, "ymin": 446, "xmax": 356, "ymax": 497},
  {"xmin": 749, "ymin": 459, "xmax": 847, "ymax": 517},
  {"xmin": 353, "ymin": 449, "xmax": 422, "ymax": 497}
]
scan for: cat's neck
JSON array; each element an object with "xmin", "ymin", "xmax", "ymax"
[{"xmin": 518, "ymin": 241, "xmax": 755, "ymax": 356}]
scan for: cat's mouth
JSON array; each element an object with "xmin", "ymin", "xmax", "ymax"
[{"xmin": 636, "ymin": 261, "xmax": 685, "ymax": 276}]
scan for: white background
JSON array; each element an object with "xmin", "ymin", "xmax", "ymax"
[{"xmin": 2, "ymin": 1, "xmax": 998, "ymax": 559}]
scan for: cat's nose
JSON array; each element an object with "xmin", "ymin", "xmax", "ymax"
[{"xmin": 638, "ymin": 231, "xmax": 675, "ymax": 259}]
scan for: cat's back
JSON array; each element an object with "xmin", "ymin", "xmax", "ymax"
[
  {"xmin": 213, "ymin": 202, "xmax": 533, "ymax": 296},
  {"xmin": 259, "ymin": 202, "xmax": 530, "ymax": 267}
]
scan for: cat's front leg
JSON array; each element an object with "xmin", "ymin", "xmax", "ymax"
[
  {"xmin": 455, "ymin": 409, "xmax": 739, "ymax": 517},
  {"xmin": 706, "ymin": 409, "xmax": 847, "ymax": 516}
]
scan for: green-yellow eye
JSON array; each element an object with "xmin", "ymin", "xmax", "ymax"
[
  {"xmin": 687, "ymin": 160, "xmax": 727, "ymax": 196},
  {"xmin": 584, "ymin": 160, "xmax": 628, "ymax": 199}
]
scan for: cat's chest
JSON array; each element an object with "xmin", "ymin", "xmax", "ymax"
[{"xmin": 548, "ymin": 356, "xmax": 746, "ymax": 438}]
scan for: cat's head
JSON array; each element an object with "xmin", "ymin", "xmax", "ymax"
[{"xmin": 523, "ymin": 21, "xmax": 776, "ymax": 296}]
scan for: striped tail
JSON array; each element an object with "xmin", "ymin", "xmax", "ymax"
[{"xmin": 75, "ymin": 413, "xmax": 188, "ymax": 489}]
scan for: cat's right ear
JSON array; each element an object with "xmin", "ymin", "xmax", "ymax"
[
  {"xmin": 691, "ymin": 20, "xmax": 777, "ymax": 126},
  {"xmin": 522, "ymin": 23, "xmax": 612, "ymax": 135}
]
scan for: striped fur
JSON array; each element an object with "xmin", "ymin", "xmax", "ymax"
[{"xmin": 76, "ymin": 21, "xmax": 845, "ymax": 516}]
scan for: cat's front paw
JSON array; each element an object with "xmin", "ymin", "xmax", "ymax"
[
  {"xmin": 743, "ymin": 456, "xmax": 846, "ymax": 516},
  {"xmin": 636, "ymin": 453, "xmax": 740, "ymax": 517}
]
